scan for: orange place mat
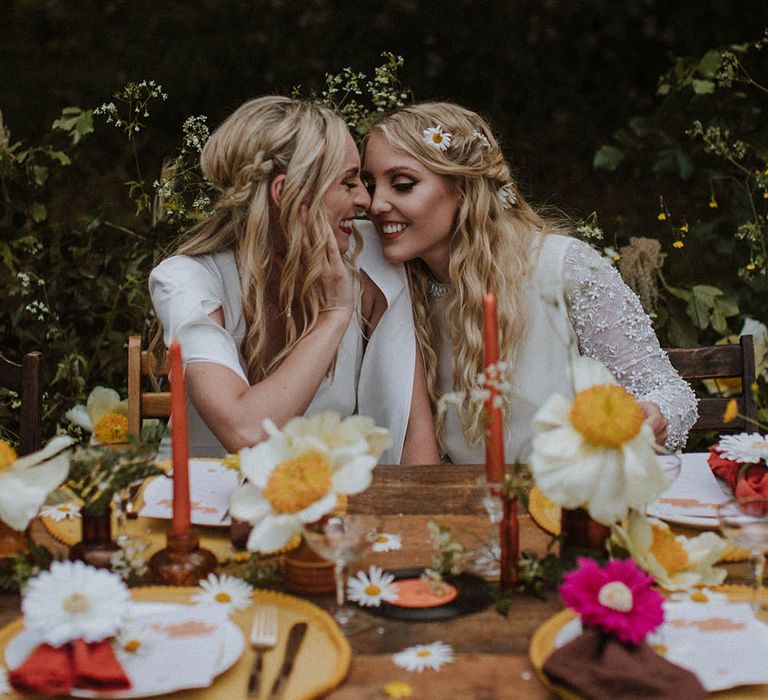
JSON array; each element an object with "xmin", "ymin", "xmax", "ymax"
[
  {"xmin": 0, "ymin": 586, "xmax": 351, "ymax": 700},
  {"xmin": 527, "ymin": 485, "xmax": 749, "ymax": 563},
  {"xmin": 529, "ymin": 587, "xmax": 768, "ymax": 700}
]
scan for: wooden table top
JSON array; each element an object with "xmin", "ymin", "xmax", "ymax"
[{"xmin": 0, "ymin": 465, "xmax": 579, "ymax": 698}]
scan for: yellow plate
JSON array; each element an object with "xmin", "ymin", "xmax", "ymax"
[
  {"xmin": 530, "ymin": 587, "xmax": 768, "ymax": 699},
  {"xmin": 0, "ymin": 586, "xmax": 350, "ymax": 700},
  {"xmin": 527, "ymin": 485, "xmax": 749, "ymax": 563}
]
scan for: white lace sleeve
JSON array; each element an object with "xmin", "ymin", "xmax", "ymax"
[{"xmin": 563, "ymin": 239, "xmax": 698, "ymax": 452}]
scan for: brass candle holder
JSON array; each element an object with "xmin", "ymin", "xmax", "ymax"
[{"xmin": 149, "ymin": 529, "xmax": 217, "ymax": 586}]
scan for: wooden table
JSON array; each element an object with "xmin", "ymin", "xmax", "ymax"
[{"xmin": 0, "ymin": 465, "xmax": 567, "ymax": 698}]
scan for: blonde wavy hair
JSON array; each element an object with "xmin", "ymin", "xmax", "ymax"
[
  {"xmin": 366, "ymin": 102, "xmax": 565, "ymax": 447},
  {"xmin": 150, "ymin": 95, "xmax": 358, "ymax": 383}
]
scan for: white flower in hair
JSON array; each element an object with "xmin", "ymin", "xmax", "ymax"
[
  {"xmin": 472, "ymin": 130, "xmax": 491, "ymax": 148},
  {"xmin": 497, "ymin": 183, "xmax": 517, "ymax": 209},
  {"xmin": 422, "ymin": 126, "xmax": 452, "ymax": 151}
]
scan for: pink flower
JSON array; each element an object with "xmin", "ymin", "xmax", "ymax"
[{"xmin": 559, "ymin": 557, "xmax": 664, "ymax": 645}]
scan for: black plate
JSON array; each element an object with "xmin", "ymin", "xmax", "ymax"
[{"xmin": 359, "ymin": 567, "xmax": 494, "ymax": 621}]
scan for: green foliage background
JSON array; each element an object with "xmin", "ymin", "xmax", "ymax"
[{"xmin": 1, "ymin": 1, "xmax": 767, "ymax": 442}]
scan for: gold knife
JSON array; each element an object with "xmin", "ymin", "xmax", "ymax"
[{"xmin": 267, "ymin": 622, "xmax": 308, "ymax": 699}]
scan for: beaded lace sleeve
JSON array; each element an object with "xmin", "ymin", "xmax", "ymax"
[{"xmin": 563, "ymin": 239, "xmax": 698, "ymax": 452}]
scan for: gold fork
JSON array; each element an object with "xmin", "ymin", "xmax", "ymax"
[{"xmin": 247, "ymin": 605, "xmax": 278, "ymax": 697}]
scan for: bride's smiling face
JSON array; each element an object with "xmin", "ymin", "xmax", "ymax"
[{"xmin": 363, "ymin": 130, "xmax": 461, "ymax": 281}]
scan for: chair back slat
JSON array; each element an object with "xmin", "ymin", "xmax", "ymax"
[
  {"xmin": 128, "ymin": 335, "xmax": 170, "ymax": 437},
  {"xmin": 0, "ymin": 350, "xmax": 43, "ymax": 455},
  {"xmin": 665, "ymin": 335, "xmax": 758, "ymax": 434}
]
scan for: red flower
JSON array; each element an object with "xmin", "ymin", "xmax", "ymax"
[{"xmin": 559, "ymin": 557, "xmax": 664, "ymax": 645}]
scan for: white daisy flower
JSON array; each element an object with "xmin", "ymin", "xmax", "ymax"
[
  {"xmin": 230, "ymin": 411, "xmax": 390, "ymax": 554},
  {"xmin": 393, "ymin": 641, "xmax": 454, "ymax": 672},
  {"xmin": 22, "ymin": 560, "xmax": 131, "ymax": 646},
  {"xmin": 347, "ymin": 565, "xmax": 399, "ymax": 607},
  {"xmin": 40, "ymin": 502, "xmax": 81, "ymax": 521},
  {"xmin": 371, "ymin": 532, "xmax": 402, "ymax": 552},
  {"xmin": 191, "ymin": 573, "xmax": 253, "ymax": 611},
  {"xmin": 529, "ymin": 356, "xmax": 664, "ymax": 525},
  {"xmin": 65, "ymin": 386, "xmax": 129, "ymax": 445},
  {"xmin": 611, "ymin": 511, "xmax": 727, "ymax": 591},
  {"xmin": 114, "ymin": 624, "xmax": 158, "ymax": 657},
  {"xmin": 717, "ymin": 433, "xmax": 768, "ymax": 464},
  {"xmin": 0, "ymin": 665, "xmax": 9, "ymax": 695},
  {"xmin": 0, "ymin": 435, "xmax": 72, "ymax": 531},
  {"xmin": 472, "ymin": 130, "xmax": 490, "ymax": 148},
  {"xmin": 422, "ymin": 126, "xmax": 452, "ymax": 151}
]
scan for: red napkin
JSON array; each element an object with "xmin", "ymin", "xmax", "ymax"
[
  {"xmin": 8, "ymin": 643, "xmax": 74, "ymax": 695},
  {"xmin": 72, "ymin": 638, "xmax": 131, "ymax": 690},
  {"xmin": 708, "ymin": 446, "xmax": 768, "ymax": 500},
  {"xmin": 9, "ymin": 639, "xmax": 131, "ymax": 695}
]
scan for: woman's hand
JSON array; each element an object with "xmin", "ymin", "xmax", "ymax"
[
  {"xmin": 302, "ymin": 216, "xmax": 355, "ymax": 320},
  {"xmin": 639, "ymin": 401, "xmax": 668, "ymax": 448}
]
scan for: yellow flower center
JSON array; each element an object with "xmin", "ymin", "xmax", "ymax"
[
  {"xmin": 0, "ymin": 440, "xmax": 18, "ymax": 470},
  {"xmin": 649, "ymin": 524, "xmax": 689, "ymax": 574},
  {"xmin": 432, "ymin": 133, "xmax": 443, "ymax": 144},
  {"xmin": 124, "ymin": 639, "xmax": 142, "ymax": 653},
  {"xmin": 416, "ymin": 649, "xmax": 432, "ymax": 658},
  {"xmin": 62, "ymin": 592, "xmax": 91, "ymax": 614},
  {"xmin": 93, "ymin": 412, "xmax": 129, "ymax": 444},
  {"xmin": 690, "ymin": 590, "xmax": 709, "ymax": 603},
  {"xmin": 263, "ymin": 451, "xmax": 332, "ymax": 514},
  {"xmin": 597, "ymin": 581, "xmax": 633, "ymax": 612},
  {"xmin": 364, "ymin": 584, "xmax": 382, "ymax": 596},
  {"xmin": 569, "ymin": 385, "xmax": 644, "ymax": 448},
  {"xmin": 214, "ymin": 592, "xmax": 232, "ymax": 603}
]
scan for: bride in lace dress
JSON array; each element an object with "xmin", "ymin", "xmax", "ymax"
[{"xmin": 361, "ymin": 101, "xmax": 697, "ymax": 463}]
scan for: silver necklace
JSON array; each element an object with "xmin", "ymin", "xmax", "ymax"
[{"xmin": 427, "ymin": 276, "xmax": 452, "ymax": 298}]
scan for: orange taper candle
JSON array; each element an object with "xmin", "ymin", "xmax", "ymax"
[
  {"xmin": 169, "ymin": 339, "xmax": 191, "ymax": 537},
  {"xmin": 482, "ymin": 293, "xmax": 505, "ymax": 484}
]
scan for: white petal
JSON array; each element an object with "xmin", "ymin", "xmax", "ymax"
[
  {"xmin": 239, "ymin": 439, "xmax": 287, "ymax": 487},
  {"xmin": 246, "ymin": 514, "xmax": 299, "ymax": 553},
  {"xmin": 331, "ymin": 456, "xmax": 376, "ymax": 494},
  {"xmin": 296, "ymin": 492, "xmax": 337, "ymax": 523},
  {"xmin": 228, "ymin": 483, "xmax": 271, "ymax": 523},
  {"xmin": 86, "ymin": 386, "xmax": 123, "ymax": 423},
  {"xmin": 572, "ymin": 356, "xmax": 618, "ymax": 391},
  {"xmin": 65, "ymin": 405, "xmax": 92, "ymax": 431},
  {"xmin": 13, "ymin": 435, "xmax": 73, "ymax": 470},
  {"xmin": 0, "ymin": 454, "xmax": 69, "ymax": 530}
]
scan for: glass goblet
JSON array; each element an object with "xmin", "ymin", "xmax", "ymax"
[
  {"xmin": 717, "ymin": 497, "xmax": 768, "ymax": 615},
  {"xmin": 302, "ymin": 515, "xmax": 378, "ymax": 635},
  {"xmin": 658, "ymin": 453, "xmax": 682, "ymax": 489}
]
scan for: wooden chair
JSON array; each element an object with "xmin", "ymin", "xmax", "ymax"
[
  {"xmin": 0, "ymin": 350, "xmax": 43, "ymax": 455},
  {"xmin": 665, "ymin": 334, "xmax": 758, "ymax": 433},
  {"xmin": 127, "ymin": 335, "xmax": 170, "ymax": 438}
]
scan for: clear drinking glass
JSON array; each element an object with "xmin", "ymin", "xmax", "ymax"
[
  {"xmin": 717, "ymin": 497, "xmax": 768, "ymax": 615},
  {"xmin": 302, "ymin": 515, "xmax": 378, "ymax": 635},
  {"xmin": 658, "ymin": 453, "xmax": 682, "ymax": 489}
]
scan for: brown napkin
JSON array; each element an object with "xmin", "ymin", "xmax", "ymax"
[
  {"xmin": 9, "ymin": 639, "xmax": 131, "ymax": 695},
  {"xmin": 543, "ymin": 627, "xmax": 706, "ymax": 700}
]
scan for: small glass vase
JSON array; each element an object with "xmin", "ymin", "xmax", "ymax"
[
  {"xmin": 560, "ymin": 507, "xmax": 610, "ymax": 555},
  {"xmin": 69, "ymin": 505, "xmax": 120, "ymax": 570}
]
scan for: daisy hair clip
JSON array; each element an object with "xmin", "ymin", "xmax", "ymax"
[
  {"xmin": 497, "ymin": 183, "xmax": 517, "ymax": 209},
  {"xmin": 422, "ymin": 125, "xmax": 452, "ymax": 151}
]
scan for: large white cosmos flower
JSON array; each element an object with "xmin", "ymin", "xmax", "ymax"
[
  {"xmin": 229, "ymin": 412, "xmax": 391, "ymax": 554},
  {"xmin": 612, "ymin": 511, "xmax": 727, "ymax": 591},
  {"xmin": 23, "ymin": 560, "xmax": 131, "ymax": 646},
  {"xmin": 0, "ymin": 435, "xmax": 72, "ymax": 531},
  {"xmin": 529, "ymin": 356, "xmax": 665, "ymax": 525},
  {"xmin": 65, "ymin": 386, "xmax": 129, "ymax": 445},
  {"xmin": 717, "ymin": 432, "xmax": 768, "ymax": 464}
]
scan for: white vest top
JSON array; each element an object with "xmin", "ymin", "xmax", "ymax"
[{"xmin": 149, "ymin": 221, "xmax": 414, "ymax": 464}]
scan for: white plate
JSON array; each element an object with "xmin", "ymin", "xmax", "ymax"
[
  {"xmin": 5, "ymin": 603, "xmax": 244, "ymax": 698},
  {"xmin": 139, "ymin": 459, "xmax": 239, "ymax": 527}
]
